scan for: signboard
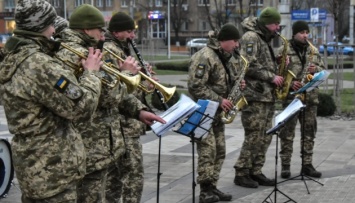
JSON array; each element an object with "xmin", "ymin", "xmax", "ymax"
[
  {"xmin": 310, "ymin": 8, "xmax": 319, "ymax": 21},
  {"xmin": 291, "ymin": 9, "xmax": 327, "ymax": 20}
]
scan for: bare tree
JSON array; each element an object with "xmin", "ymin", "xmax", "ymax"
[
  {"xmin": 170, "ymin": 0, "xmax": 188, "ymax": 44},
  {"xmin": 203, "ymin": 0, "xmax": 238, "ymax": 30}
]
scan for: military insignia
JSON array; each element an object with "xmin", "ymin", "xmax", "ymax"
[
  {"xmin": 195, "ymin": 64, "xmax": 205, "ymax": 79},
  {"xmin": 54, "ymin": 76, "xmax": 83, "ymax": 100},
  {"xmin": 246, "ymin": 43, "xmax": 254, "ymax": 55}
]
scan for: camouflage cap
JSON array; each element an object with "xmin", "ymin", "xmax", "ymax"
[
  {"xmin": 54, "ymin": 16, "xmax": 69, "ymax": 34},
  {"xmin": 15, "ymin": 0, "xmax": 57, "ymax": 33},
  {"xmin": 69, "ymin": 4, "xmax": 105, "ymax": 30}
]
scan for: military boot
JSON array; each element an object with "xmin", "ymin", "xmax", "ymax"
[
  {"xmin": 250, "ymin": 173, "xmax": 275, "ymax": 186},
  {"xmin": 302, "ymin": 164, "xmax": 322, "ymax": 178},
  {"xmin": 234, "ymin": 175, "xmax": 258, "ymax": 188},
  {"xmin": 211, "ymin": 186, "xmax": 232, "ymax": 201},
  {"xmin": 281, "ymin": 165, "xmax": 291, "ymax": 179},
  {"xmin": 199, "ymin": 183, "xmax": 219, "ymax": 203}
]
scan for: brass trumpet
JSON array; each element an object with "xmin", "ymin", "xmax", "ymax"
[
  {"xmin": 58, "ymin": 43, "xmax": 141, "ymax": 91},
  {"xmin": 103, "ymin": 47, "xmax": 176, "ymax": 103}
]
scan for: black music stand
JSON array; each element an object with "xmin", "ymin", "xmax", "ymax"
[
  {"xmin": 263, "ymin": 99, "xmax": 304, "ymax": 203},
  {"xmin": 277, "ymin": 71, "xmax": 329, "ymax": 193},
  {"xmin": 175, "ymin": 110, "xmax": 216, "ymax": 203}
]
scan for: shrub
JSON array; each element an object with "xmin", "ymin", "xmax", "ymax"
[
  {"xmin": 155, "ymin": 61, "xmax": 189, "ymax": 71},
  {"xmin": 317, "ymin": 93, "xmax": 336, "ymax": 117}
]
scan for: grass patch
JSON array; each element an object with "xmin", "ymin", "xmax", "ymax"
[{"xmin": 327, "ymin": 72, "xmax": 355, "ymax": 80}]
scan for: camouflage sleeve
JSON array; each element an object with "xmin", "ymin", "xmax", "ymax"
[
  {"xmin": 24, "ymin": 53, "xmax": 101, "ymax": 120},
  {"xmin": 119, "ymin": 92, "xmax": 147, "ymax": 119},
  {"xmin": 103, "ymin": 41, "xmax": 126, "ymax": 71},
  {"xmin": 188, "ymin": 52, "xmax": 223, "ymax": 103},
  {"xmin": 240, "ymin": 32, "xmax": 276, "ymax": 82}
]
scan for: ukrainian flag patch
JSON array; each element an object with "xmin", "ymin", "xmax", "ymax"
[{"xmin": 55, "ymin": 76, "xmax": 69, "ymax": 92}]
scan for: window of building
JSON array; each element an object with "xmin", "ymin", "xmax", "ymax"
[
  {"xmin": 4, "ymin": 0, "xmax": 15, "ymax": 8},
  {"xmin": 96, "ymin": 0, "xmax": 103, "ymax": 7},
  {"xmin": 121, "ymin": 0, "xmax": 128, "ymax": 7},
  {"xmin": 181, "ymin": 21, "xmax": 189, "ymax": 31},
  {"xmin": 199, "ymin": 21, "xmax": 210, "ymax": 31},
  {"xmin": 106, "ymin": 0, "xmax": 112, "ymax": 7},
  {"xmin": 198, "ymin": 0, "xmax": 209, "ymax": 5},
  {"xmin": 251, "ymin": 0, "xmax": 263, "ymax": 5},
  {"xmin": 226, "ymin": 0, "xmax": 236, "ymax": 5},
  {"xmin": 156, "ymin": 0, "xmax": 163, "ymax": 7},
  {"xmin": 75, "ymin": 0, "xmax": 85, "ymax": 7}
]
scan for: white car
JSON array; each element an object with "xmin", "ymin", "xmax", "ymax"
[{"xmin": 186, "ymin": 38, "xmax": 208, "ymax": 54}]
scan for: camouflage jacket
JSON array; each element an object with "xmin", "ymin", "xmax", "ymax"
[
  {"xmin": 240, "ymin": 17, "xmax": 278, "ymax": 103},
  {"xmin": 0, "ymin": 29, "xmax": 102, "ymax": 199},
  {"xmin": 56, "ymin": 29, "xmax": 146, "ymax": 173},
  {"xmin": 104, "ymin": 31, "xmax": 147, "ymax": 137},
  {"xmin": 276, "ymin": 39, "xmax": 324, "ymax": 105},
  {"xmin": 188, "ymin": 31, "xmax": 243, "ymax": 117}
]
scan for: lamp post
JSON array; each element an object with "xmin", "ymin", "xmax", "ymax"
[{"xmin": 167, "ymin": 0, "xmax": 171, "ymax": 59}]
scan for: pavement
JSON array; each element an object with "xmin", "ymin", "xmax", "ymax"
[{"xmin": 1, "ymin": 74, "xmax": 355, "ymax": 203}]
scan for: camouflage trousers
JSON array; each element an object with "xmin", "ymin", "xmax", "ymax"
[
  {"xmin": 21, "ymin": 181, "xmax": 77, "ymax": 203},
  {"xmin": 105, "ymin": 136, "xmax": 144, "ymax": 203},
  {"xmin": 279, "ymin": 105, "xmax": 318, "ymax": 165},
  {"xmin": 234, "ymin": 102, "xmax": 275, "ymax": 176},
  {"xmin": 196, "ymin": 117, "xmax": 226, "ymax": 186},
  {"xmin": 77, "ymin": 168, "xmax": 108, "ymax": 203}
]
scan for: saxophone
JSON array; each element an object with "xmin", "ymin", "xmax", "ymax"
[
  {"xmin": 295, "ymin": 40, "xmax": 316, "ymax": 101},
  {"xmin": 221, "ymin": 51, "xmax": 249, "ymax": 124},
  {"xmin": 275, "ymin": 32, "xmax": 296, "ymax": 100}
]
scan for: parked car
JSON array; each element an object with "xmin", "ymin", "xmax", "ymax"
[
  {"xmin": 319, "ymin": 42, "xmax": 354, "ymax": 55},
  {"xmin": 186, "ymin": 38, "xmax": 208, "ymax": 54}
]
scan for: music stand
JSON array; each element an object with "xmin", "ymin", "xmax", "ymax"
[
  {"xmin": 263, "ymin": 98, "xmax": 304, "ymax": 203},
  {"xmin": 277, "ymin": 71, "xmax": 329, "ymax": 193},
  {"xmin": 174, "ymin": 99, "xmax": 218, "ymax": 203}
]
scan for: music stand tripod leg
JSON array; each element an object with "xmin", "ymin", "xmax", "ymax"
[
  {"xmin": 278, "ymin": 102, "xmax": 324, "ymax": 194},
  {"xmin": 262, "ymin": 130, "xmax": 296, "ymax": 203}
]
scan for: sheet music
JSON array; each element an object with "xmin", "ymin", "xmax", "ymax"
[
  {"xmin": 267, "ymin": 98, "xmax": 305, "ymax": 135},
  {"xmin": 151, "ymin": 94, "xmax": 200, "ymax": 137},
  {"xmin": 176, "ymin": 99, "xmax": 218, "ymax": 139},
  {"xmin": 292, "ymin": 70, "xmax": 330, "ymax": 94}
]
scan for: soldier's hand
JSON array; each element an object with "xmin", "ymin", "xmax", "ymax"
[
  {"xmin": 138, "ymin": 110, "xmax": 166, "ymax": 126},
  {"xmin": 273, "ymin": 76, "xmax": 284, "ymax": 87},
  {"xmin": 82, "ymin": 47, "xmax": 102, "ymax": 71},
  {"xmin": 239, "ymin": 79, "xmax": 246, "ymax": 90},
  {"xmin": 220, "ymin": 98, "xmax": 234, "ymax": 112},
  {"xmin": 119, "ymin": 56, "xmax": 141, "ymax": 74},
  {"xmin": 292, "ymin": 81, "xmax": 303, "ymax": 91}
]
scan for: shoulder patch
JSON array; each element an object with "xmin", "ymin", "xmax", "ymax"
[
  {"xmin": 195, "ymin": 64, "xmax": 206, "ymax": 79},
  {"xmin": 246, "ymin": 43, "xmax": 254, "ymax": 55},
  {"xmin": 54, "ymin": 76, "xmax": 83, "ymax": 100}
]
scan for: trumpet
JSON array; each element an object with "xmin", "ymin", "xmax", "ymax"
[
  {"xmin": 103, "ymin": 47, "xmax": 176, "ymax": 103},
  {"xmin": 58, "ymin": 43, "xmax": 141, "ymax": 91}
]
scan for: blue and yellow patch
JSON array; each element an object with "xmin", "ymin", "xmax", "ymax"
[
  {"xmin": 54, "ymin": 76, "xmax": 83, "ymax": 100},
  {"xmin": 246, "ymin": 43, "xmax": 254, "ymax": 55},
  {"xmin": 195, "ymin": 64, "xmax": 205, "ymax": 79}
]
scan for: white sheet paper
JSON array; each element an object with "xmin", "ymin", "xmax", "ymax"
[{"xmin": 150, "ymin": 94, "xmax": 200, "ymax": 137}]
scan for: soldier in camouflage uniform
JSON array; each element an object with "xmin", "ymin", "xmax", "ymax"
[
  {"xmin": 276, "ymin": 21, "xmax": 323, "ymax": 179},
  {"xmin": 103, "ymin": 12, "xmax": 149, "ymax": 203},
  {"xmin": 233, "ymin": 7, "xmax": 284, "ymax": 188},
  {"xmin": 55, "ymin": 4, "xmax": 165, "ymax": 203},
  {"xmin": 0, "ymin": 0, "xmax": 103, "ymax": 202},
  {"xmin": 188, "ymin": 23, "xmax": 245, "ymax": 203}
]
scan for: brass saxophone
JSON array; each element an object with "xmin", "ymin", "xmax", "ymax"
[
  {"xmin": 295, "ymin": 40, "xmax": 316, "ymax": 101},
  {"xmin": 275, "ymin": 32, "xmax": 296, "ymax": 100},
  {"xmin": 221, "ymin": 51, "xmax": 249, "ymax": 124}
]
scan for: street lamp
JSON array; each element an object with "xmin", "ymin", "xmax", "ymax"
[{"xmin": 167, "ymin": 0, "xmax": 171, "ymax": 59}]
